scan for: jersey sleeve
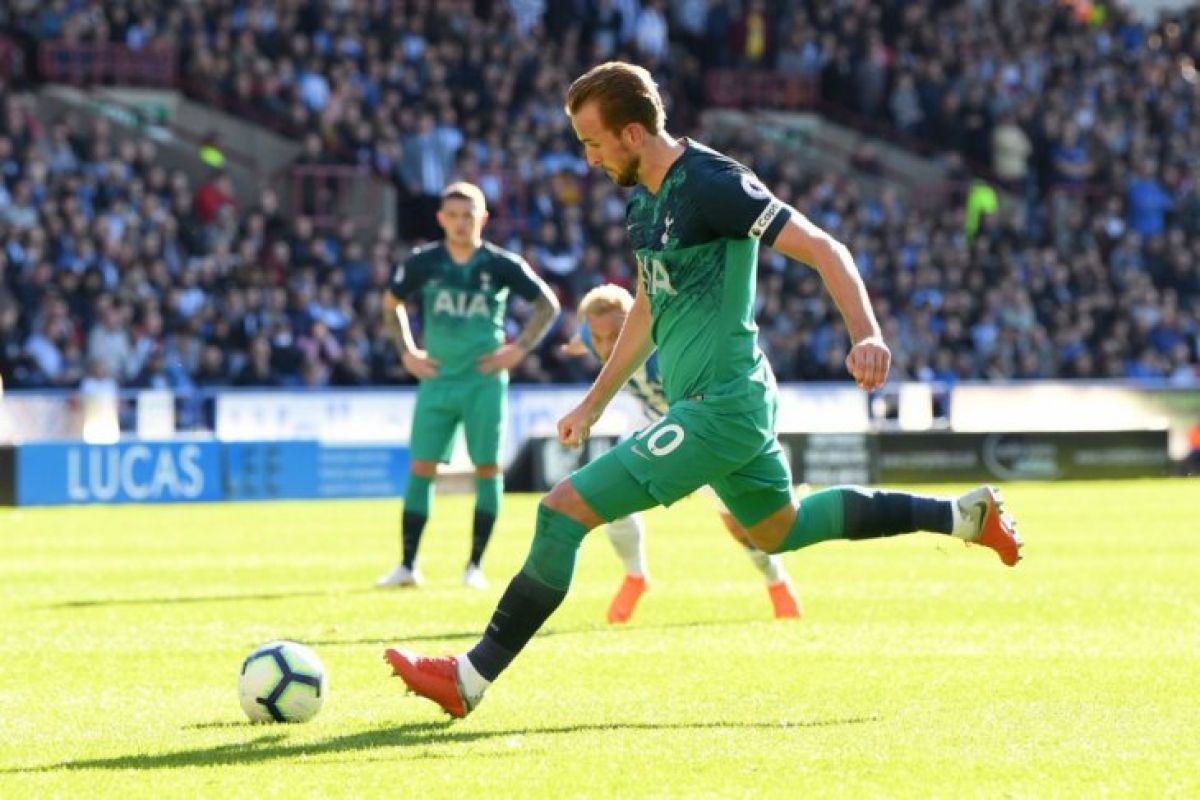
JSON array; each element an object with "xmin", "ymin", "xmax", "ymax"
[
  {"xmin": 389, "ymin": 253, "xmax": 426, "ymax": 300},
  {"xmin": 494, "ymin": 251, "xmax": 545, "ymax": 302},
  {"xmin": 696, "ymin": 166, "xmax": 791, "ymax": 247}
]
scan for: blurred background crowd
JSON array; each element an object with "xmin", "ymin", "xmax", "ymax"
[{"xmin": 1, "ymin": 0, "xmax": 1197, "ymax": 392}]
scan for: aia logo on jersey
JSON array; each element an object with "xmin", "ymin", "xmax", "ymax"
[
  {"xmin": 740, "ymin": 173, "xmax": 769, "ymax": 200},
  {"xmin": 433, "ymin": 289, "xmax": 490, "ymax": 318},
  {"xmin": 639, "ymin": 254, "xmax": 677, "ymax": 297}
]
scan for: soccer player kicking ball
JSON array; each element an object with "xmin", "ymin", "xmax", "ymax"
[
  {"xmin": 385, "ymin": 63, "xmax": 1022, "ymax": 717},
  {"xmin": 376, "ymin": 182, "xmax": 560, "ymax": 590},
  {"xmin": 563, "ymin": 283, "xmax": 802, "ymax": 622}
]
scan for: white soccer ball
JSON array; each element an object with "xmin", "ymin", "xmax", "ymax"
[{"xmin": 238, "ymin": 641, "xmax": 327, "ymax": 723}]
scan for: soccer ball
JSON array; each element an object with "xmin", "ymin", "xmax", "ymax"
[{"xmin": 238, "ymin": 641, "xmax": 327, "ymax": 723}]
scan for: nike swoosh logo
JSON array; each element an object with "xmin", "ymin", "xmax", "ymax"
[
  {"xmin": 971, "ymin": 501, "xmax": 989, "ymax": 535},
  {"xmin": 631, "ymin": 447, "xmax": 651, "ymax": 460}
]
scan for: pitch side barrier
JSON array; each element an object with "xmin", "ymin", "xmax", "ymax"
[
  {"xmin": 506, "ymin": 429, "xmax": 1171, "ymax": 492},
  {"xmin": 0, "ymin": 382, "xmax": 1191, "ymax": 504}
]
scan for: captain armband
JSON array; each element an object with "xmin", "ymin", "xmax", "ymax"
[{"xmin": 748, "ymin": 200, "xmax": 792, "ymax": 241}]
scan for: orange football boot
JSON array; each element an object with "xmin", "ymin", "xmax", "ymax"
[
  {"xmin": 767, "ymin": 580, "xmax": 803, "ymax": 619},
  {"xmin": 962, "ymin": 486, "xmax": 1023, "ymax": 566},
  {"xmin": 384, "ymin": 648, "xmax": 473, "ymax": 718},
  {"xmin": 606, "ymin": 574, "xmax": 648, "ymax": 624}
]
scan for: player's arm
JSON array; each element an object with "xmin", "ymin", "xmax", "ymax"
[
  {"xmin": 384, "ymin": 261, "xmax": 439, "ymax": 379},
  {"xmin": 559, "ymin": 281, "xmax": 654, "ymax": 447},
  {"xmin": 475, "ymin": 263, "xmax": 559, "ymax": 374},
  {"xmin": 698, "ymin": 166, "xmax": 889, "ymax": 391},
  {"xmin": 769, "ymin": 213, "xmax": 889, "ymax": 390}
]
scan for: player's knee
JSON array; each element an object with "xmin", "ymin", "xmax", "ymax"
[
  {"xmin": 475, "ymin": 464, "xmax": 500, "ymax": 479},
  {"xmin": 411, "ymin": 460, "xmax": 438, "ymax": 478},
  {"xmin": 745, "ymin": 506, "xmax": 796, "ymax": 554},
  {"xmin": 542, "ymin": 480, "xmax": 603, "ymax": 531}
]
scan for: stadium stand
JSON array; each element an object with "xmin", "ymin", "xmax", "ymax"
[{"xmin": 0, "ymin": 0, "xmax": 1196, "ymax": 390}]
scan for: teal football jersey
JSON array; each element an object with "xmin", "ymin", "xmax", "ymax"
[
  {"xmin": 625, "ymin": 140, "xmax": 791, "ymax": 413},
  {"xmin": 390, "ymin": 241, "xmax": 544, "ymax": 381}
]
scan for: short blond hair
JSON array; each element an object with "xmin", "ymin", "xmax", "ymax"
[
  {"xmin": 578, "ymin": 283, "xmax": 633, "ymax": 318},
  {"xmin": 441, "ymin": 181, "xmax": 486, "ymax": 211}
]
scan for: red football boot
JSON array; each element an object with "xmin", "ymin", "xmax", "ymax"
[{"xmin": 384, "ymin": 648, "xmax": 474, "ymax": 718}]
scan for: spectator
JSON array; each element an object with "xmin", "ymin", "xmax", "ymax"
[
  {"xmin": 87, "ymin": 302, "xmax": 134, "ymax": 382},
  {"xmin": 193, "ymin": 170, "xmax": 235, "ymax": 225},
  {"xmin": 1127, "ymin": 159, "xmax": 1174, "ymax": 238},
  {"xmin": 990, "ymin": 111, "xmax": 1032, "ymax": 192}
]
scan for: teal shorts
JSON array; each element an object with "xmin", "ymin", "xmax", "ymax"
[
  {"xmin": 571, "ymin": 397, "xmax": 795, "ymax": 528},
  {"xmin": 409, "ymin": 378, "xmax": 506, "ymax": 465}
]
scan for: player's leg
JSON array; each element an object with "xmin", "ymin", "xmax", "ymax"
[
  {"xmin": 733, "ymin": 472, "xmax": 1022, "ymax": 565},
  {"xmin": 605, "ymin": 513, "xmax": 649, "ymax": 623},
  {"xmin": 386, "ymin": 447, "xmax": 661, "ymax": 716},
  {"xmin": 376, "ymin": 383, "xmax": 459, "ymax": 587},
  {"xmin": 463, "ymin": 380, "xmax": 507, "ymax": 588},
  {"xmin": 714, "ymin": 399, "xmax": 1021, "ymax": 564},
  {"xmin": 385, "ymin": 404, "xmax": 728, "ymax": 715},
  {"xmin": 706, "ymin": 488, "xmax": 802, "ymax": 620}
]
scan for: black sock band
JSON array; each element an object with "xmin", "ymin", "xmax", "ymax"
[
  {"xmin": 841, "ymin": 489, "xmax": 952, "ymax": 540},
  {"xmin": 912, "ymin": 496, "xmax": 954, "ymax": 534},
  {"xmin": 401, "ymin": 510, "xmax": 428, "ymax": 569},
  {"xmin": 469, "ymin": 510, "xmax": 497, "ymax": 567},
  {"xmin": 466, "ymin": 571, "xmax": 566, "ymax": 681}
]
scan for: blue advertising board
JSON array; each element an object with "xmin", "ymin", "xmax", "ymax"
[
  {"xmin": 7, "ymin": 440, "xmax": 410, "ymax": 506},
  {"xmin": 17, "ymin": 440, "xmax": 223, "ymax": 505}
]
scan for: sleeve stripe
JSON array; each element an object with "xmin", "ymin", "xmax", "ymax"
[{"xmin": 748, "ymin": 199, "xmax": 785, "ymax": 240}]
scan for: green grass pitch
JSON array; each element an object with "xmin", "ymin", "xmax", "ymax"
[{"xmin": 1, "ymin": 481, "xmax": 1197, "ymax": 798}]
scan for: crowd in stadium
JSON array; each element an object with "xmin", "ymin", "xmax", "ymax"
[{"xmin": 1, "ymin": 0, "xmax": 1197, "ymax": 392}]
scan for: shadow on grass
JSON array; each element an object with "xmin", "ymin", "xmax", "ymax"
[
  {"xmin": 42, "ymin": 588, "xmax": 372, "ymax": 609},
  {"xmin": 309, "ymin": 616, "xmax": 771, "ymax": 648},
  {"xmin": 10, "ymin": 716, "xmax": 882, "ymax": 772}
]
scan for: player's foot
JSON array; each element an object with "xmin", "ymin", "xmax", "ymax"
[
  {"xmin": 383, "ymin": 648, "xmax": 475, "ymax": 719},
  {"xmin": 606, "ymin": 574, "xmax": 648, "ymax": 624},
  {"xmin": 767, "ymin": 579, "xmax": 803, "ymax": 619},
  {"xmin": 375, "ymin": 564, "xmax": 422, "ymax": 588},
  {"xmin": 462, "ymin": 563, "xmax": 489, "ymax": 590},
  {"xmin": 956, "ymin": 486, "xmax": 1023, "ymax": 566}
]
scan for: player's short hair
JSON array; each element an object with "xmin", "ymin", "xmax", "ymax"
[
  {"xmin": 440, "ymin": 181, "xmax": 487, "ymax": 211},
  {"xmin": 578, "ymin": 283, "xmax": 633, "ymax": 319},
  {"xmin": 565, "ymin": 62, "xmax": 665, "ymax": 136}
]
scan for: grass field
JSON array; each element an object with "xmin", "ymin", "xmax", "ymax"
[{"xmin": 1, "ymin": 481, "xmax": 1197, "ymax": 798}]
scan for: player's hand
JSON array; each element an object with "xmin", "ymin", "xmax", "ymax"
[
  {"xmin": 402, "ymin": 349, "xmax": 440, "ymax": 380},
  {"xmin": 558, "ymin": 401, "xmax": 602, "ymax": 448},
  {"xmin": 477, "ymin": 343, "xmax": 527, "ymax": 374},
  {"xmin": 845, "ymin": 335, "xmax": 891, "ymax": 391}
]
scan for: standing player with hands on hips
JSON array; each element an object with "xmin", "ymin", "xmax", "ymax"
[
  {"xmin": 376, "ymin": 182, "xmax": 560, "ymax": 590},
  {"xmin": 386, "ymin": 63, "xmax": 1023, "ymax": 718}
]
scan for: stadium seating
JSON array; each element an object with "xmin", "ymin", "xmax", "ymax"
[{"xmin": 0, "ymin": 1, "xmax": 1196, "ymax": 388}]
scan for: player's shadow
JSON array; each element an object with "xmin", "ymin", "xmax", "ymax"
[
  {"xmin": 42, "ymin": 589, "xmax": 372, "ymax": 609},
  {"xmin": 308, "ymin": 616, "xmax": 772, "ymax": 648},
  {"xmin": 9, "ymin": 716, "xmax": 882, "ymax": 772}
]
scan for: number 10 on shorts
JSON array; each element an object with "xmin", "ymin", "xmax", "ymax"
[{"xmin": 634, "ymin": 417, "xmax": 686, "ymax": 457}]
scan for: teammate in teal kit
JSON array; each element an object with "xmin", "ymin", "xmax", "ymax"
[
  {"xmin": 563, "ymin": 283, "xmax": 802, "ymax": 622},
  {"xmin": 386, "ymin": 63, "xmax": 1023, "ymax": 717},
  {"xmin": 376, "ymin": 181, "xmax": 560, "ymax": 590}
]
